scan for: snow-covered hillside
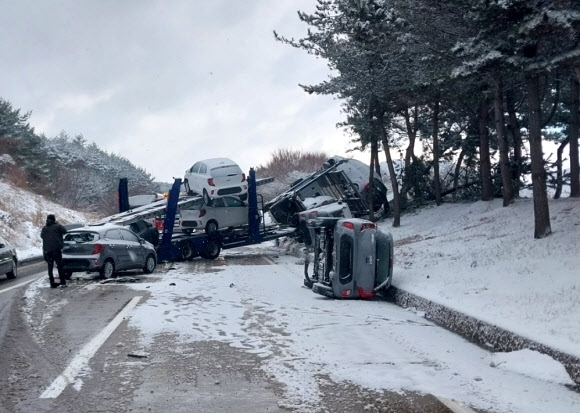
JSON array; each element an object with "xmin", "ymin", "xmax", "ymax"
[
  {"xmin": 0, "ymin": 181, "xmax": 96, "ymax": 259},
  {"xmin": 384, "ymin": 196, "xmax": 580, "ymax": 359}
]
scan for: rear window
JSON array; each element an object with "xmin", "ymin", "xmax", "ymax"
[
  {"xmin": 210, "ymin": 165, "xmax": 242, "ymax": 177},
  {"xmin": 64, "ymin": 232, "xmax": 99, "ymax": 243}
]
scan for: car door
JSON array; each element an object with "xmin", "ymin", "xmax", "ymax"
[
  {"xmin": 186, "ymin": 162, "xmax": 201, "ymax": 194},
  {"xmin": 119, "ymin": 228, "xmax": 145, "ymax": 269},
  {"xmin": 104, "ymin": 229, "xmax": 130, "ymax": 271},
  {"xmin": 206, "ymin": 197, "xmax": 227, "ymax": 227},
  {"xmin": 222, "ymin": 196, "xmax": 248, "ymax": 227}
]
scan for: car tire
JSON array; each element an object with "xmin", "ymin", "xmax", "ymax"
[
  {"xmin": 100, "ymin": 259, "xmax": 115, "ymax": 279},
  {"xmin": 203, "ymin": 189, "xmax": 211, "ymax": 205},
  {"xmin": 184, "ymin": 179, "xmax": 194, "ymax": 196},
  {"xmin": 143, "ymin": 254, "xmax": 156, "ymax": 274},
  {"xmin": 202, "ymin": 239, "xmax": 221, "ymax": 260},
  {"xmin": 240, "ymin": 193, "xmax": 248, "ymax": 201},
  {"xmin": 146, "ymin": 228, "xmax": 159, "ymax": 247},
  {"xmin": 205, "ymin": 220, "xmax": 218, "ymax": 233},
  {"xmin": 179, "ymin": 241, "xmax": 196, "ymax": 261},
  {"xmin": 64, "ymin": 270, "xmax": 73, "ymax": 280},
  {"xmin": 6, "ymin": 259, "xmax": 17, "ymax": 279}
]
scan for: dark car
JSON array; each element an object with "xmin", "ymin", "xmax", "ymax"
[
  {"xmin": 128, "ymin": 219, "xmax": 159, "ymax": 247},
  {"xmin": 323, "ymin": 156, "xmax": 388, "ymax": 212},
  {"xmin": 62, "ymin": 224, "xmax": 157, "ymax": 278},
  {"xmin": 263, "ymin": 164, "xmax": 369, "ymax": 227},
  {"xmin": 0, "ymin": 235, "xmax": 18, "ymax": 279}
]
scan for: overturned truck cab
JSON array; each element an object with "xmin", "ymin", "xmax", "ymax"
[{"xmin": 304, "ymin": 217, "xmax": 393, "ymax": 299}]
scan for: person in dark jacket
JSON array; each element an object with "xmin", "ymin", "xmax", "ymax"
[{"xmin": 40, "ymin": 214, "xmax": 68, "ymax": 288}]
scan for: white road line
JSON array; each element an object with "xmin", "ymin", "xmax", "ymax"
[
  {"xmin": 435, "ymin": 396, "xmax": 479, "ymax": 413},
  {"xmin": 0, "ymin": 278, "xmax": 38, "ymax": 294},
  {"xmin": 40, "ymin": 295, "xmax": 143, "ymax": 399}
]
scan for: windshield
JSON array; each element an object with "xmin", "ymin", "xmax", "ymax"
[
  {"xmin": 210, "ymin": 165, "xmax": 242, "ymax": 177},
  {"xmin": 64, "ymin": 231, "xmax": 99, "ymax": 243}
]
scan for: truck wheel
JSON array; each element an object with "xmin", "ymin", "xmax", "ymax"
[
  {"xmin": 202, "ymin": 239, "xmax": 221, "ymax": 260},
  {"xmin": 6, "ymin": 259, "xmax": 17, "ymax": 279},
  {"xmin": 205, "ymin": 220, "xmax": 218, "ymax": 233},
  {"xmin": 179, "ymin": 242, "xmax": 196, "ymax": 261}
]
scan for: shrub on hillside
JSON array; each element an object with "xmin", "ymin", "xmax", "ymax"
[{"xmin": 255, "ymin": 149, "xmax": 328, "ymax": 201}]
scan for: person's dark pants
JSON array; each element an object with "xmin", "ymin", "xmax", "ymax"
[{"xmin": 44, "ymin": 250, "xmax": 66, "ymax": 287}]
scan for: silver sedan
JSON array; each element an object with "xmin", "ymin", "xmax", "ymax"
[{"xmin": 62, "ymin": 224, "xmax": 157, "ymax": 278}]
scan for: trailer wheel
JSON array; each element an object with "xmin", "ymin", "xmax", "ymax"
[
  {"xmin": 202, "ymin": 239, "xmax": 221, "ymax": 260},
  {"xmin": 203, "ymin": 189, "xmax": 211, "ymax": 205},
  {"xmin": 180, "ymin": 241, "xmax": 196, "ymax": 261}
]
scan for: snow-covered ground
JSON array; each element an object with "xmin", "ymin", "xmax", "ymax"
[
  {"xmin": 2, "ymin": 180, "xmax": 579, "ymax": 411},
  {"xmin": 122, "ymin": 248, "xmax": 579, "ymax": 412},
  {"xmin": 385, "ymin": 197, "xmax": 580, "ymax": 359}
]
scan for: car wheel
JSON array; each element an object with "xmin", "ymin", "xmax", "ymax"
[
  {"xmin": 100, "ymin": 259, "xmax": 115, "ymax": 279},
  {"xmin": 203, "ymin": 189, "xmax": 211, "ymax": 205},
  {"xmin": 184, "ymin": 179, "xmax": 194, "ymax": 196},
  {"xmin": 240, "ymin": 193, "xmax": 248, "ymax": 201},
  {"xmin": 202, "ymin": 239, "xmax": 221, "ymax": 260},
  {"xmin": 6, "ymin": 259, "xmax": 17, "ymax": 279},
  {"xmin": 205, "ymin": 220, "xmax": 218, "ymax": 233},
  {"xmin": 147, "ymin": 228, "xmax": 160, "ymax": 247},
  {"xmin": 64, "ymin": 270, "xmax": 73, "ymax": 280},
  {"xmin": 179, "ymin": 241, "xmax": 196, "ymax": 261},
  {"xmin": 143, "ymin": 254, "xmax": 156, "ymax": 274}
]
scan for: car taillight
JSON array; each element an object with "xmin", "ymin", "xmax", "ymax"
[
  {"xmin": 364, "ymin": 183, "xmax": 370, "ymax": 192},
  {"xmin": 309, "ymin": 211, "xmax": 318, "ymax": 219},
  {"xmin": 199, "ymin": 209, "xmax": 206, "ymax": 217},
  {"xmin": 343, "ymin": 221, "xmax": 355, "ymax": 230},
  {"xmin": 341, "ymin": 289, "xmax": 352, "ymax": 297},
  {"xmin": 241, "ymin": 173, "xmax": 246, "ymax": 182},
  {"xmin": 360, "ymin": 222, "xmax": 376, "ymax": 231},
  {"xmin": 208, "ymin": 178, "xmax": 215, "ymax": 186},
  {"xmin": 357, "ymin": 286, "xmax": 375, "ymax": 299},
  {"xmin": 92, "ymin": 244, "xmax": 104, "ymax": 254}
]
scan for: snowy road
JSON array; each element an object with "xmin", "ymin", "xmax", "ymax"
[{"xmin": 0, "ymin": 245, "xmax": 578, "ymax": 412}]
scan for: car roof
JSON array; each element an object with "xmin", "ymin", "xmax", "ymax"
[
  {"xmin": 199, "ymin": 158, "xmax": 239, "ymax": 168},
  {"xmin": 68, "ymin": 223, "xmax": 126, "ymax": 233}
]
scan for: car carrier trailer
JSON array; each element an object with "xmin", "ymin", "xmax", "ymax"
[{"xmin": 101, "ymin": 169, "xmax": 295, "ymax": 262}]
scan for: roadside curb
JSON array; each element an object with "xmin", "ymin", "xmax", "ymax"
[
  {"xmin": 386, "ymin": 286, "xmax": 580, "ymax": 387},
  {"xmin": 20, "ymin": 255, "xmax": 44, "ymax": 265},
  {"xmin": 281, "ymin": 241, "xmax": 580, "ymax": 387}
]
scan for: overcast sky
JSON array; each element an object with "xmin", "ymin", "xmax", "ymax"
[{"xmin": 0, "ymin": 0, "xmax": 366, "ymax": 182}]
